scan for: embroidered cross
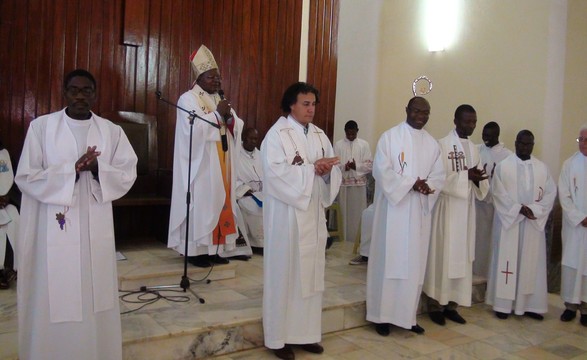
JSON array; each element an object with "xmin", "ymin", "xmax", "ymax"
[
  {"xmin": 501, "ymin": 261, "xmax": 514, "ymax": 284},
  {"xmin": 448, "ymin": 145, "xmax": 465, "ymax": 172}
]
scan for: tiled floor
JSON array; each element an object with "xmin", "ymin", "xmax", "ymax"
[{"xmin": 1, "ymin": 239, "xmax": 586, "ymax": 360}]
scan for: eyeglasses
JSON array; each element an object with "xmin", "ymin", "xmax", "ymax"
[
  {"xmin": 577, "ymin": 137, "xmax": 587, "ymax": 143},
  {"xmin": 66, "ymin": 86, "xmax": 95, "ymax": 97},
  {"xmin": 408, "ymin": 107, "xmax": 430, "ymax": 116}
]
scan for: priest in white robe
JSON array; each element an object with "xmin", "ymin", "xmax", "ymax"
[
  {"xmin": 15, "ymin": 69, "xmax": 137, "ymax": 360},
  {"xmin": 334, "ymin": 120, "xmax": 372, "ymax": 247},
  {"xmin": 236, "ymin": 128, "xmax": 264, "ymax": 252},
  {"xmin": 366, "ymin": 96, "xmax": 445, "ymax": 336},
  {"xmin": 262, "ymin": 82, "xmax": 341, "ymax": 359},
  {"xmin": 558, "ymin": 125, "xmax": 587, "ymax": 326},
  {"xmin": 486, "ymin": 130, "xmax": 556, "ymax": 320},
  {"xmin": 0, "ymin": 142, "xmax": 19, "ymax": 290},
  {"xmin": 423, "ymin": 104, "xmax": 489, "ymax": 326},
  {"xmin": 168, "ymin": 45, "xmax": 251, "ymax": 268},
  {"xmin": 474, "ymin": 121, "xmax": 512, "ymax": 277}
]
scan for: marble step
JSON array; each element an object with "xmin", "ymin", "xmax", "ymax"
[
  {"xmin": 122, "ymin": 270, "xmax": 488, "ymax": 359},
  {"xmin": 116, "ymin": 242, "xmax": 237, "ymax": 291},
  {"xmin": 118, "ymin": 262, "xmax": 237, "ymax": 291}
]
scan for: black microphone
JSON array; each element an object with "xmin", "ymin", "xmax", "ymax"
[
  {"xmin": 218, "ymin": 90, "xmax": 229, "ymax": 152},
  {"xmin": 218, "ymin": 90, "xmax": 233, "ymax": 126}
]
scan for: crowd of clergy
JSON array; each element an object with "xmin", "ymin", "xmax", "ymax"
[{"xmin": 2, "ymin": 44, "xmax": 586, "ymax": 360}]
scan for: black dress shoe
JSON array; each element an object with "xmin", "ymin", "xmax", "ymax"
[
  {"xmin": 227, "ymin": 255, "xmax": 250, "ymax": 261},
  {"xmin": 410, "ymin": 324, "xmax": 425, "ymax": 334},
  {"xmin": 580, "ymin": 314, "xmax": 587, "ymax": 327},
  {"xmin": 187, "ymin": 255, "xmax": 211, "ymax": 268},
  {"xmin": 375, "ymin": 323, "xmax": 391, "ymax": 336},
  {"xmin": 273, "ymin": 345, "xmax": 295, "ymax": 360},
  {"xmin": 495, "ymin": 311, "xmax": 509, "ymax": 319},
  {"xmin": 300, "ymin": 343, "xmax": 324, "ymax": 354},
  {"xmin": 429, "ymin": 311, "xmax": 446, "ymax": 325},
  {"xmin": 209, "ymin": 254, "xmax": 230, "ymax": 264},
  {"xmin": 560, "ymin": 309, "xmax": 577, "ymax": 322},
  {"xmin": 0, "ymin": 270, "xmax": 8, "ymax": 290},
  {"xmin": 326, "ymin": 237, "xmax": 334, "ymax": 249},
  {"xmin": 524, "ymin": 312, "xmax": 544, "ymax": 320},
  {"xmin": 443, "ymin": 309, "xmax": 466, "ymax": 324}
]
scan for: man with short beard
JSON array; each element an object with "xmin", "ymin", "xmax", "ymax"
[
  {"xmin": 486, "ymin": 130, "xmax": 556, "ymax": 321},
  {"xmin": 423, "ymin": 104, "xmax": 489, "ymax": 326},
  {"xmin": 474, "ymin": 121, "xmax": 512, "ymax": 278},
  {"xmin": 367, "ymin": 96, "xmax": 445, "ymax": 336}
]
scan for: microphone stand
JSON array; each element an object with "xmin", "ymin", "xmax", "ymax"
[{"xmin": 142, "ymin": 91, "xmax": 220, "ymax": 304}]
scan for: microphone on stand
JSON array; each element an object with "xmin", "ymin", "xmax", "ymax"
[{"xmin": 218, "ymin": 89, "xmax": 230, "ymax": 152}]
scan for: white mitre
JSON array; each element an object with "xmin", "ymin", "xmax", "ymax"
[{"xmin": 190, "ymin": 45, "xmax": 219, "ymax": 78}]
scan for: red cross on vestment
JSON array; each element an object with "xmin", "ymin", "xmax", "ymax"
[{"xmin": 501, "ymin": 261, "xmax": 514, "ymax": 284}]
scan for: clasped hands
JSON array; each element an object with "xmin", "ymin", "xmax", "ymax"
[
  {"xmin": 344, "ymin": 159, "xmax": 356, "ymax": 171},
  {"xmin": 314, "ymin": 157, "xmax": 339, "ymax": 176},
  {"xmin": 413, "ymin": 177, "xmax": 435, "ymax": 195},
  {"xmin": 519, "ymin": 205, "xmax": 537, "ymax": 220},
  {"xmin": 0, "ymin": 195, "xmax": 9, "ymax": 209},
  {"xmin": 75, "ymin": 146, "xmax": 101, "ymax": 174}
]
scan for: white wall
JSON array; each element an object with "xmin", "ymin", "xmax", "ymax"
[
  {"xmin": 333, "ymin": 0, "xmax": 383, "ymax": 148},
  {"xmin": 561, "ymin": 0, "xmax": 587, "ymax": 162},
  {"xmin": 335, "ymin": 0, "xmax": 577, "ymax": 176}
]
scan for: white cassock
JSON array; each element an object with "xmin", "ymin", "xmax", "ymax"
[
  {"xmin": 168, "ymin": 84, "xmax": 252, "ymax": 257},
  {"xmin": 366, "ymin": 121, "xmax": 445, "ymax": 329},
  {"xmin": 15, "ymin": 109, "xmax": 137, "ymax": 360},
  {"xmin": 261, "ymin": 116, "xmax": 341, "ymax": 349},
  {"xmin": 474, "ymin": 143, "xmax": 512, "ymax": 277},
  {"xmin": 486, "ymin": 154, "xmax": 556, "ymax": 315},
  {"xmin": 0, "ymin": 149, "xmax": 19, "ymax": 269},
  {"xmin": 558, "ymin": 152, "xmax": 587, "ymax": 305},
  {"xmin": 423, "ymin": 130, "xmax": 489, "ymax": 306},
  {"xmin": 235, "ymin": 147, "xmax": 264, "ymax": 248},
  {"xmin": 334, "ymin": 137, "xmax": 372, "ymax": 242},
  {"xmin": 359, "ymin": 204, "xmax": 374, "ymax": 257}
]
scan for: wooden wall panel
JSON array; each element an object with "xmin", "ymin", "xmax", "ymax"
[
  {"xmin": 0, "ymin": 0, "xmax": 339, "ymax": 171},
  {"xmin": 307, "ymin": 0, "xmax": 339, "ymax": 138}
]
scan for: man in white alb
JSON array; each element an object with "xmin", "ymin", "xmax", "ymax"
[
  {"xmin": 16, "ymin": 69, "xmax": 137, "ymax": 360},
  {"xmin": 558, "ymin": 125, "xmax": 587, "ymax": 326},
  {"xmin": 334, "ymin": 120, "xmax": 372, "ymax": 261},
  {"xmin": 423, "ymin": 104, "xmax": 489, "ymax": 326},
  {"xmin": 236, "ymin": 127, "xmax": 264, "ymax": 254},
  {"xmin": 262, "ymin": 82, "xmax": 341, "ymax": 359},
  {"xmin": 366, "ymin": 96, "xmax": 445, "ymax": 336},
  {"xmin": 474, "ymin": 121, "xmax": 512, "ymax": 277},
  {"xmin": 486, "ymin": 130, "xmax": 556, "ymax": 320}
]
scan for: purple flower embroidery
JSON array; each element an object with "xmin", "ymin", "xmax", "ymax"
[{"xmin": 56, "ymin": 212, "xmax": 66, "ymax": 230}]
